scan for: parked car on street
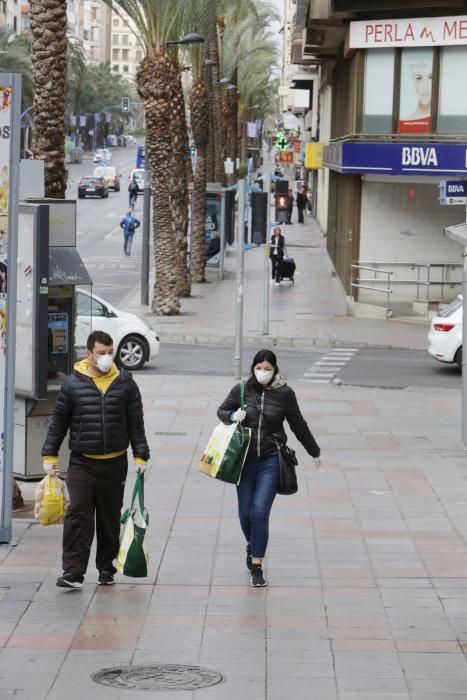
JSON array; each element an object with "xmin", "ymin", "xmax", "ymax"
[
  {"xmin": 93, "ymin": 166, "xmax": 121, "ymax": 191},
  {"xmin": 93, "ymin": 148, "xmax": 112, "ymax": 164},
  {"xmin": 428, "ymin": 295, "xmax": 463, "ymax": 369},
  {"xmin": 77, "ymin": 176, "xmax": 109, "ymax": 199},
  {"xmin": 75, "ymin": 288, "xmax": 160, "ymax": 370},
  {"xmin": 130, "ymin": 168, "xmax": 145, "ymax": 192}
]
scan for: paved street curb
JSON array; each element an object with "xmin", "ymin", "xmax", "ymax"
[{"xmin": 156, "ymin": 330, "xmax": 426, "ymax": 351}]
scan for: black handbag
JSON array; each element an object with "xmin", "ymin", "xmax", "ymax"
[{"xmin": 254, "ymin": 393, "xmax": 298, "ymax": 496}]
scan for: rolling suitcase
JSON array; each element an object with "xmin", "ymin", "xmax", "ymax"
[{"xmin": 279, "ymin": 247, "xmax": 296, "ymax": 284}]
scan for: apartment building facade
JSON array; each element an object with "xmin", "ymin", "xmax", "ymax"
[{"xmin": 290, "ymin": 0, "xmax": 467, "ymax": 310}]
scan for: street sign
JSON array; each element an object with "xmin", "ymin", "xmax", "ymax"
[{"xmin": 439, "ymin": 180, "xmax": 467, "ymax": 205}]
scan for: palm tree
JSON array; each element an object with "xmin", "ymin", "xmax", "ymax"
[
  {"xmin": 183, "ymin": 0, "xmax": 218, "ymax": 283},
  {"xmin": 30, "ymin": 0, "xmax": 68, "ymax": 198},
  {"xmin": 106, "ymin": 0, "xmax": 186, "ymax": 315}
]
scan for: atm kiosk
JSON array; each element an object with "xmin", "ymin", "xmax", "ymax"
[{"xmin": 13, "ymin": 199, "xmax": 92, "ymax": 479}]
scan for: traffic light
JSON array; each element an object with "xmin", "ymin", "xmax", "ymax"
[
  {"xmin": 122, "ymin": 97, "xmax": 130, "ymax": 113},
  {"xmin": 276, "ymin": 131, "xmax": 288, "ymax": 151}
]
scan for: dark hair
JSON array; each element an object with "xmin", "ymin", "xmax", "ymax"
[
  {"xmin": 87, "ymin": 330, "xmax": 113, "ymax": 351},
  {"xmin": 246, "ymin": 349, "xmax": 278, "ymax": 391}
]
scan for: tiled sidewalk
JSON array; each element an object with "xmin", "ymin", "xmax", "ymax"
[{"xmin": 2, "ymin": 373, "xmax": 467, "ymax": 698}]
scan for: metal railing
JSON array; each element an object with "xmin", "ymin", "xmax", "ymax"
[{"xmin": 352, "ymin": 261, "xmax": 463, "ymax": 307}]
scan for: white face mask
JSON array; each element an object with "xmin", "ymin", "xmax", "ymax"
[
  {"xmin": 94, "ymin": 354, "xmax": 113, "ymax": 373},
  {"xmin": 254, "ymin": 369, "xmax": 274, "ymax": 385}
]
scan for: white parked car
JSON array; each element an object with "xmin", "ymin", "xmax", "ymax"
[
  {"xmin": 130, "ymin": 168, "xmax": 145, "ymax": 192},
  {"xmin": 75, "ymin": 288, "xmax": 160, "ymax": 370},
  {"xmin": 428, "ymin": 295, "xmax": 462, "ymax": 369}
]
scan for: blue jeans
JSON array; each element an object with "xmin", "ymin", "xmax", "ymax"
[
  {"xmin": 236, "ymin": 451, "xmax": 280, "ymax": 558},
  {"xmin": 123, "ymin": 233, "xmax": 134, "ymax": 256}
]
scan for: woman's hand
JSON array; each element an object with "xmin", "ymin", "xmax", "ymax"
[{"xmin": 231, "ymin": 408, "xmax": 247, "ymax": 422}]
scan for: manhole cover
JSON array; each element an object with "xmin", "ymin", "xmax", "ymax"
[{"xmin": 92, "ymin": 664, "xmax": 223, "ymax": 691}]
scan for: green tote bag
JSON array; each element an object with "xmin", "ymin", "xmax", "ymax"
[
  {"xmin": 117, "ymin": 472, "xmax": 149, "ymax": 578},
  {"xmin": 199, "ymin": 381, "xmax": 251, "ymax": 485}
]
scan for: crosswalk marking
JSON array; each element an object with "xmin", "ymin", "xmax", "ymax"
[{"xmin": 302, "ymin": 348, "xmax": 359, "ymax": 384}]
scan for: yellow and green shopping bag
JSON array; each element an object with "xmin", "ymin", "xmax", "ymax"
[
  {"xmin": 199, "ymin": 382, "xmax": 251, "ymax": 485},
  {"xmin": 117, "ymin": 472, "xmax": 149, "ymax": 578}
]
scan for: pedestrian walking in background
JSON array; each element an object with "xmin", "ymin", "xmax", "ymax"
[
  {"xmin": 286, "ymin": 189, "xmax": 294, "ymax": 224},
  {"xmin": 269, "ymin": 226, "xmax": 285, "ymax": 284},
  {"xmin": 128, "ymin": 178, "xmax": 139, "ymax": 210},
  {"xmin": 41, "ymin": 330, "xmax": 150, "ymax": 589},
  {"xmin": 296, "ymin": 186, "xmax": 308, "ymax": 223},
  {"xmin": 217, "ymin": 349, "xmax": 321, "ymax": 587},
  {"xmin": 120, "ymin": 210, "xmax": 140, "ymax": 256}
]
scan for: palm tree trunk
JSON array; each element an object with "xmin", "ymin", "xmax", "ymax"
[
  {"xmin": 190, "ymin": 79, "xmax": 209, "ymax": 283},
  {"xmin": 170, "ymin": 66, "xmax": 191, "ymax": 298},
  {"xmin": 239, "ymin": 108, "xmax": 247, "ymax": 164},
  {"xmin": 206, "ymin": 77, "xmax": 215, "ymax": 184},
  {"xmin": 30, "ymin": 0, "xmax": 68, "ymax": 198},
  {"xmin": 208, "ymin": 34, "xmax": 224, "ymax": 185},
  {"xmin": 191, "ymin": 147, "xmax": 207, "ymax": 283},
  {"xmin": 138, "ymin": 53, "xmax": 180, "ymax": 316}
]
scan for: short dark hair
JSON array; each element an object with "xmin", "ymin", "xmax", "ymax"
[
  {"xmin": 87, "ymin": 330, "xmax": 113, "ymax": 351},
  {"xmin": 247, "ymin": 349, "xmax": 278, "ymax": 390}
]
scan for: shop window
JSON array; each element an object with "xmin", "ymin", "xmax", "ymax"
[
  {"xmin": 362, "ymin": 49, "xmax": 395, "ymax": 133},
  {"xmin": 438, "ymin": 46, "xmax": 467, "ymax": 134},
  {"xmin": 398, "ymin": 48, "xmax": 433, "ymax": 134}
]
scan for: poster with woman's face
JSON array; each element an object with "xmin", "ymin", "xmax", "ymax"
[{"xmin": 399, "ymin": 48, "xmax": 433, "ymax": 134}]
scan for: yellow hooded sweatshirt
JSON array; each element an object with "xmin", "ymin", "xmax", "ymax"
[{"xmin": 44, "ymin": 358, "xmax": 146, "ymax": 465}]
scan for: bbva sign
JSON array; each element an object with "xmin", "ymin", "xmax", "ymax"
[{"xmin": 401, "ymin": 147, "xmax": 438, "ymax": 167}]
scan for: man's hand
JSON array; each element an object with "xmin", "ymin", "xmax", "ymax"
[
  {"xmin": 135, "ymin": 461, "xmax": 150, "ymax": 474},
  {"xmin": 43, "ymin": 462, "xmax": 58, "ymax": 476}
]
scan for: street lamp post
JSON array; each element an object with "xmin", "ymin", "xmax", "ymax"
[
  {"xmin": 262, "ymin": 171, "xmax": 271, "ymax": 335},
  {"xmin": 234, "ymin": 179, "xmax": 246, "ymax": 380}
]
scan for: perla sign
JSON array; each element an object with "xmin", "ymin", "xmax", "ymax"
[{"xmin": 402, "ymin": 147, "xmax": 438, "ymax": 167}]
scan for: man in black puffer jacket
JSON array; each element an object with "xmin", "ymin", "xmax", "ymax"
[{"xmin": 41, "ymin": 330, "xmax": 149, "ymax": 590}]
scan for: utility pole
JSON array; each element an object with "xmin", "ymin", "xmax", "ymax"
[
  {"xmin": 262, "ymin": 171, "xmax": 271, "ymax": 335},
  {"xmin": 234, "ymin": 179, "xmax": 246, "ymax": 380},
  {"xmin": 140, "ymin": 139, "xmax": 150, "ymax": 306}
]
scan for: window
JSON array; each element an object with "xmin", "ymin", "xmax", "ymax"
[
  {"xmin": 112, "ymin": 48, "xmax": 119, "ymax": 60},
  {"xmin": 122, "ymin": 65, "xmax": 129, "ymax": 73},
  {"xmin": 438, "ymin": 46, "xmax": 467, "ymax": 133},
  {"xmin": 76, "ymin": 292, "xmax": 106, "ymax": 318},
  {"xmin": 362, "ymin": 49, "xmax": 395, "ymax": 133},
  {"xmin": 122, "ymin": 49, "xmax": 129, "ymax": 61},
  {"xmin": 399, "ymin": 48, "xmax": 433, "ymax": 133},
  {"xmin": 112, "ymin": 33, "xmax": 119, "ymax": 45},
  {"xmin": 121, "ymin": 33, "xmax": 129, "ymax": 46},
  {"xmin": 112, "ymin": 64, "xmax": 119, "ymax": 72},
  {"xmin": 83, "ymin": 29, "xmax": 89, "ymax": 40},
  {"xmin": 91, "ymin": 6, "xmax": 97, "ymax": 20},
  {"xmin": 136, "ymin": 50, "xmax": 142, "ymax": 62},
  {"xmin": 112, "ymin": 17, "xmax": 119, "ymax": 26}
]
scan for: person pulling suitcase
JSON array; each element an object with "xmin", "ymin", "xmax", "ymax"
[{"xmin": 269, "ymin": 226, "xmax": 285, "ymax": 285}]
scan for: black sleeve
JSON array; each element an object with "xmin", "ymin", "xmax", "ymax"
[
  {"xmin": 285, "ymin": 389, "xmax": 320, "ymax": 458},
  {"xmin": 41, "ymin": 381, "xmax": 74, "ymax": 456},
  {"xmin": 217, "ymin": 383, "xmax": 242, "ymax": 424},
  {"xmin": 135, "ymin": 219, "xmax": 141, "ymax": 228},
  {"xmin": 127, "ymin": 381, "xmax": 150, "ymax": 460}
]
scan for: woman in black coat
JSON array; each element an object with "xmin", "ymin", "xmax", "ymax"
[
  {"xmin": 269, "ymin": 226, "xmax": 285, "ymax": 284},
  {"xmin": 217, "ymin": 349, "xmax": 321, "ymax": 587}
]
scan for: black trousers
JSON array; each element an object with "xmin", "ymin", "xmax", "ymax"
[
  {"xmin": 286, "ymin": 207, "xmax": 293, "ymax": 224},
  {"xmin": 297, "ymin": 206, "xmax": 305, "ymax": 223},
  {"xmin": 271, "ymin": 256, "xmax": 282, "ymax": 281},
  {"xmin": 62, "ymin": 452, "xmax": 128, "ymax": 576}
]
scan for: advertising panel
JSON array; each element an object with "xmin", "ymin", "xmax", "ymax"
[
  {"xmin": 0, "ymin": 74, "xmax": 20, "ymax": 543},
  {"xmin": 350, "ymin": 16, "xmax": 467, "ymax": 49},
  {"xmin": 399, "ymin": 48, "xmax": 433, "ymax": 133}
]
